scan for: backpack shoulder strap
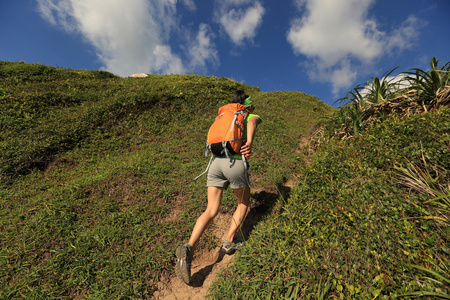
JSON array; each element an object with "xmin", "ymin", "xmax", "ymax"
[{"xmin": 194, "ymin": 152, "xmax": 214, "ymax": 180}]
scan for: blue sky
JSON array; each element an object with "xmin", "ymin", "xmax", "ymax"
[{"xmin": 1, "ymin": 0, "xmax": 449, "ymax": 107}]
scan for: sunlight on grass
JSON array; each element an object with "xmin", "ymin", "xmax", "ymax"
[{"xmin": 1, "ymin": 59, "xmax": 449, "ymax": 299}]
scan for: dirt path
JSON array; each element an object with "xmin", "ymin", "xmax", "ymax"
[
  {"xmin": 151, "ymin": 212, "xmax": 236, "ymax": 300},
  {"xmin": 151, "ymin": 186, "xmax": 284, "ymax": 300}
]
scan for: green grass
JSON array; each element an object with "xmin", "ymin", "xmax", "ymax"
[
  {"xmin": 209, "ymin": 107, "xmax": 449, "ymax": 299},
  {"xmin": 0, "ymin": 61, "xmax": 333, "ymax": 298},
  {"xmin": 1, "ymin": 60, "xmax": 448, "ymax": 299}
]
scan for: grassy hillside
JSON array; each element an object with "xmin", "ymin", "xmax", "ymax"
[
  {"xmin": 210, "ymin": 108, "xmax": 449, "ymax": 299},
  {"xmin": 1, "ymin": 60, "xmax": 448, "ymax": 299},
  {"xmin": 0, "ymin": 61, "xmax": 333, "ymax": 298},
  {"xmin": 209, "ymin": 59, "xmax": 450, "ymax": 299}
]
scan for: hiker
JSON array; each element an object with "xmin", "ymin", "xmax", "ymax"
[{"xmin": 175, "ymin": 90, "xmax": 262, "ymax": 285}]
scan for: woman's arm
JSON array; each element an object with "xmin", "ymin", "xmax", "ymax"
[{"xmin": 240, "ymin": 116, "xmax": 260, "ymax": 160}]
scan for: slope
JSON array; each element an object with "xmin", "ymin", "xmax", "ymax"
[{"xmin": 0, "ymin": 61, "xmax": 334, "ymax": 298}]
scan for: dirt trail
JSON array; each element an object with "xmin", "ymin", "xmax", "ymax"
[
  {"xmin": 151, "ymin": 186, "xmax": 284, "ymax": 300},
  {"xmin": 151, "ymin": 212, "xmax": 236, "ymax": 300}
]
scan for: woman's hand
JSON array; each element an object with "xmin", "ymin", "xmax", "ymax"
[{"xmin": 240, "ymin": 142, "xmax": 252, "ymax": 160}]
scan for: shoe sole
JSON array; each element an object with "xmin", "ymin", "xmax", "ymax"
[
  {"xmin": 222, "ymin": 246, "xmax": 235, "ymax": 255},
  {"xmin": 175, "ymin": 246, "xmax": 191, "ymax": 284}
]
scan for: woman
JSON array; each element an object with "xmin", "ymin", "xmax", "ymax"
[{"xmin": 175, "ymin": 90, "xmax": 262, "ymax": 285}]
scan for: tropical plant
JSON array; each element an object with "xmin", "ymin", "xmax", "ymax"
[
  {"xmin": 403, "ymin": 57, "xmax": 450, "ymax": 109},
  {"xmin": 364, "ymin": 67, "xmax": 401, "ymax": 105},
  {"xmin": 334, "ymin": 85, "xmax": 366, "ymax": 137},
  {"xmin": 333, "ymin": 67, "xmax": 402, "ymax": 137},
  {"xmin": 329, "ymin": 58, "xmax": 450, "ymax": 139}
]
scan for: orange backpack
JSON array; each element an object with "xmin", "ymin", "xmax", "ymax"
[
  {"xmin": 194, "ymin": 103, "xmax": 250, "ymax": 181},
  {"xmin": 206, "ymin": 103, "xmax": 248, "ymax": 157}
]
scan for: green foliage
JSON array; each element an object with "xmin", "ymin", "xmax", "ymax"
[
  {"xmin": 404, "ymin": 57, "xmax": 450, "ymax": 104},
  {"xmin": 0, "ymin": 61, "xmax": 332, "ymax": 298},
  {"xmin": 210, "ymin": 107, "xmax": 449, "ymax": 299},
  {"xmin": 0, "ymin": 61, "xmax": 118, "ymax": 82},
  {"xmin": 399, "ymin": 264, "xmax": 450, "ymax": 299},
  {"xmin": 253, "ymin": 91, "xmax": 333, "ymax": 186},
  {"xmin": 3, "ymin": 59, "xmax": 448, "ymax": 299},
  {"xmin": 327, "ymin": 57, "xmax": 449, "ymax": 138},
  {"xmin": 332, "ymin": 67, "xmax": 401, "ymax": 137}
]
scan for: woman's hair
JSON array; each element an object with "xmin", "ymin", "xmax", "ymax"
[{"xmin": 232, "ymin": 90, "xmax": 248, "ymax": 104}]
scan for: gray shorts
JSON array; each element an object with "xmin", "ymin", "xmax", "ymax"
[{"xmin": 207, "ymin": 157, "xmax": 250, "ymax": 189}]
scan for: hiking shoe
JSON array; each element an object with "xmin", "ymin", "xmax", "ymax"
[
  {"xmin": 222, "ymin": 239, "xmax": 245, "ymax": 254},
  {"xmin": 222, "ymin": 240, "xmax": 235, "ymax": 254},
  {"xmin": 175, "ymin": 244, "xmax": 192, "ymax": 284}
]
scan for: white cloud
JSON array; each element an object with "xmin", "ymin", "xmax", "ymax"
[
  {"xmin": 37, "ymin": 0, "xmax": 75, "ymax": 32},
  {"xmin": 386, "ymin": 15, "xmax": 424, "ymax": 52},
  {"xmin": 152, "ymin": 45, "xmax": 185, "ymax": 74},
  {"xmin": 36, "ymin": 0, "xmax": 218, "ymax": 76},
  {"xmin": 188, "ymin": 24, "xmax": 219, "ymax": 71},
  {"xmin": 287, "ymin": 0, "xmax": 422, "ymax": 95},
  {"xmin": 181, "ymin": 0, "xmax": 196, "ymax": 11},
  {"xmin": 330, "ymin": 61, "xmax": 358, "ymax": 95},
  {"xmin": 215, "ymin": 0, "xmax": 265, "ymax": 45}
]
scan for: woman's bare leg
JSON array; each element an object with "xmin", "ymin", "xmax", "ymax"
[
  {"xmin": 225, "ymin": 186, "xmax": 250, "ymax": 243},
  {"xmin": 188, "ymin": 186, "xmax": 223, "ymax": 248}
]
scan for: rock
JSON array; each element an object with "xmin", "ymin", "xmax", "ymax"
[{"xmin": 129, "ymin": 73, "xmax": 148, "ymax": 78}]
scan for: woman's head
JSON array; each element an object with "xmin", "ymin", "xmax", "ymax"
[
  {"xmin": 232, "ymin": 90, "xmax": 248, "ymax": 105},
  {"xmin": 232, "ymin": 90, "xmax": 254, "ymax": 112}
]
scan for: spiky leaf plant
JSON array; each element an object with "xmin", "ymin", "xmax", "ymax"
[{"xmin": 404, "ymin": 57, "xmax": 450, "ymax": 108}]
